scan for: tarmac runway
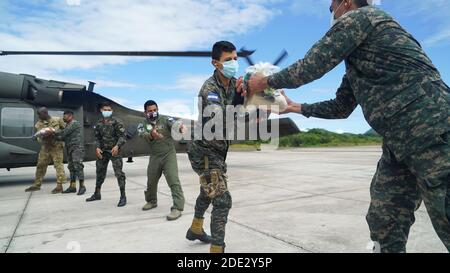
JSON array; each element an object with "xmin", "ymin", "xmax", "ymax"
[{"xmin": 0, "ymin": 146, "xmax": 447, "ymax": 253}]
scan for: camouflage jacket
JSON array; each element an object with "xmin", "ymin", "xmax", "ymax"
[
  {"xmin": 55, "ymin": 120, "xmax": 83, "ymax": 151},
  {"xmin": 94, "ymin": 117, "xmax": 126, "ymax": 151},
  {"xmin": 193, "ymin": 70, "xmax": 244, "ymax": 156},
  {"xmin": 267, "ymin": 6, "xmax": 450, "ymax": 161},
  {"xmin": 35, "ymin": 117, "xmax": 65, "ymax": 147},
  {"xmin": 138, "ymin": 115, "xmax": 177, "ymax": 156}
]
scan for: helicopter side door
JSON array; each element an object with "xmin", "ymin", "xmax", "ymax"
[
  {"xmin": 0, "ymin": 102, "xmax": 39, "ymax": 169},
  {"xmin": 0, "ymin": 104, "xmax": 84, "ymax": 169}
]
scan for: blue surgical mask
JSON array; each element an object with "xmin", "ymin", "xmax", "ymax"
[
  {"xmin": 102, "ymin": 111, "xmax": 112, "ymax": 118},
  {"xmin": 220, "ymin": 60, "xmax": 239, "ymax": 79}
]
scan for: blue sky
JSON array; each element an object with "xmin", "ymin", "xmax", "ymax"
[{"xmin": 1, "ymin": 0, "xmax": 449, "ymax": 134}]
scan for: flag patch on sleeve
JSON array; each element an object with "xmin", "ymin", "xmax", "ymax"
[{"xmin": 207, "ymin": 92, "xmax": 220, "ymax": 102}]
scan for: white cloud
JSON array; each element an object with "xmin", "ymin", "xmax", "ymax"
[
  {"xmin": 156, "ymin": 99, "xmax": 199, "ymax": 120},
  {"xmin": 66, "ymin": 0, "xmax": 81, "ymax": 6},
  {"xmin": 161, "ymin": 74, "xmax": 210, "ymax": 93},
  {"xmin": 0, "ymin": 0, "xmax": 279, "ymax": 75},
  {"xmin": 335, "ymin": 129, "xmax": 344, "ymax": 134},
  {"xmin": 108, "ymin": 97, "xmax": 130, "ymax": 105},
  {"xmin": 127, "ymin": 73, "xmax": 210, "ymax": 94},
  {"xmin": 288, "ymin": 0, "xmax": 450, "ymax": 48},
  {"xmin": 424, "ymin": 28, "xmax": 450, "ymax": 48},
  {"xmin": 394, "ymin": 0, "xmax": 450, "ymax": 47},
  {"xmin": 28, "ymin": 73, "xmax": 138, "ymax": 90}
]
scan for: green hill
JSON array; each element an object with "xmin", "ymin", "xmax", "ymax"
[
  {"xmin": 364, "ymin": 128, "xmax": 380, "ymax": 136},
  {"xmin": 278, "ymin": 128, "xmax": 382, "ymax": 148}
]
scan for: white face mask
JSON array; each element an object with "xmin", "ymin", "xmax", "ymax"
[
  {"xmin": 330, "ymin": 0, "xmax": 346, "ymax": 27},
  {"xmin": 330, "ymin": 0, "xmax": 375, "ymax": 27}
]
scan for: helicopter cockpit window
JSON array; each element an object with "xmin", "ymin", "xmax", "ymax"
[{"xmin": 1, "ymin": 108, "xmax": 34, "ymax": 138}]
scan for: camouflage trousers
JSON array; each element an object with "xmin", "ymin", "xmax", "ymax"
[
  {"xmin": 146, "ymin": 150, "xmax": 185, "ymax": 211},
  {"xmin": 67, "ymin": 146, "xmax": 85, "ymax": 181},
  {"xmin": 188, "ymin": 143, "xmax": 231, "ymax": 246},
  {"xmin": 34, "ymin": 144, "xmax": 66, "ymax": 186},
  {"xmin": 96, "ymin": 151, "xmax": 126, "ymax": 189},
  {"xmin": 367, "ymin": 132, "xmax": 450, "ymax": 253}
]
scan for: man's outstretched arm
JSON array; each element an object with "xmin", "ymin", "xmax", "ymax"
[
  {"xmin": 268, "ymin": 11, "xmax": 372, "ymax": 90},
  {"xmin": 283, "ymin": 75, "xmax": 358, "ymax": 119}
]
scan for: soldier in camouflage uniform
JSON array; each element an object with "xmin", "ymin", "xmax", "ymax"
[
  {"xmin": 138, "ymin": 100, "xmax": 185, "ymax": 221},
  {"xmin": 246, "ymin": 0, "xmax": 449, "ymax": 253},
  {"xmin": 53, "ymin": 110, "xmax": 86, "ymax": 195},
  {"xmin": 25, "ymin": 107, "xmax": 67, "ymax": 194},
  {"xmin": 86, "ymin": 102, "xmax": 127, "ymax": 207},
  {"xmin": 186, "ymin": 41, "xmax": 245, "ymax": 253}
]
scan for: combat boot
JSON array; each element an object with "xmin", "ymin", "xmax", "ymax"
[
  {"xmin": 86, "ymin": 187, "xmax": 101, "ymax": 202},
  {"xmin": 51, "ymin": 183, "xmax": 63, "ymax": 194},
  {"xmin": 77, "ymin": 180, "xmax": 86, "ymax": 195},
  {"xmin": 186, "ymin": 217, "xmax": 212, "ymax": 243},
  {"xmin": 167, "ymin": 209, "xmax": 182, "ymax": 221},
  {"xmin": 117, "ymin": 188, "xmax": 127, "ymax": 207},
  {"xmin": 142, "ymin": 202, "xmax": 157, "ymax": 211},
  {"xmin": 62, "ymin": 181, "xmax": 77, "ymax": 194},
  {"xmin": 25, "ymin": 185, "xmax": 41, "ymax": 192},
  {"xmin": 210, "ymin": 244, "xmax": 225, "ymax": 253}
]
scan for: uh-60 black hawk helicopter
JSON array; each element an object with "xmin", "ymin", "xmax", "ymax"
[{"xmin": 0, "ymin": 49, "xmax": 299, "ymax": 170}]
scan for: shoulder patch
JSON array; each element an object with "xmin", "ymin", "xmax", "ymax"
[
  {"xmin": 207, "ymin": 92, "xmax": 220, "ymax": 102},
  {"xmin": 146, "ymin": 123, "xmax": 153, "ymax": 132}
]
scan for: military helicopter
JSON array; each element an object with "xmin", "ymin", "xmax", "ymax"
[{"xmin": 0, "ymin": 49, "xmax": 299, "ymax": 170}]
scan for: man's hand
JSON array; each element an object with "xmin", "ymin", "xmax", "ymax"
[
  {"xmin": 40, "ymin": 128, "xmax": 55, "ymax": 139},
  {"xmin": 45, "ymin": 128, "xmax": 56, "ymax": 136},
  {"xmin": 151, "ymin": 129, "xmax": 164, "ymax": 140},
  {"xmin": 236, "ymin": 76, "xmax": 244, "ymax": 95},
  {"xmin": 96, "ymin": 148, "xmax": 103, "ymax": 159},
  {"xmin": 279, "ymin": 91, "xmax": 302, "ymax": 114},
  {"xmin": 246, "ymin": 73, "xmax": 269, "ymax": 97},
  {"xmin": 179, "ymin": 124, "xmax": 187, "ymax": 134},
  {"xmin": 111, "ymin": 145, "xmax": 120, "ymax": 157}
]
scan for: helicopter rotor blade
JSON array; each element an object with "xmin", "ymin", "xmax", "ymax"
[
  {"xmin": 238, "ymin": 48, "xmax": 256, "ymax": 58},
  {"xmin": 239, "ymin": 47, "xmax": 255, "ymax": 66},
  {"xmin": 244, "ymin": 56, "xmax": 255, "ymax": 66},
  {"xmin": 272, "ymin": 49, "xmax": 288, "ymax": 66},
  {"xmin": 0, "ymin": 49, "xmax": 255, "ymax": 58}
]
